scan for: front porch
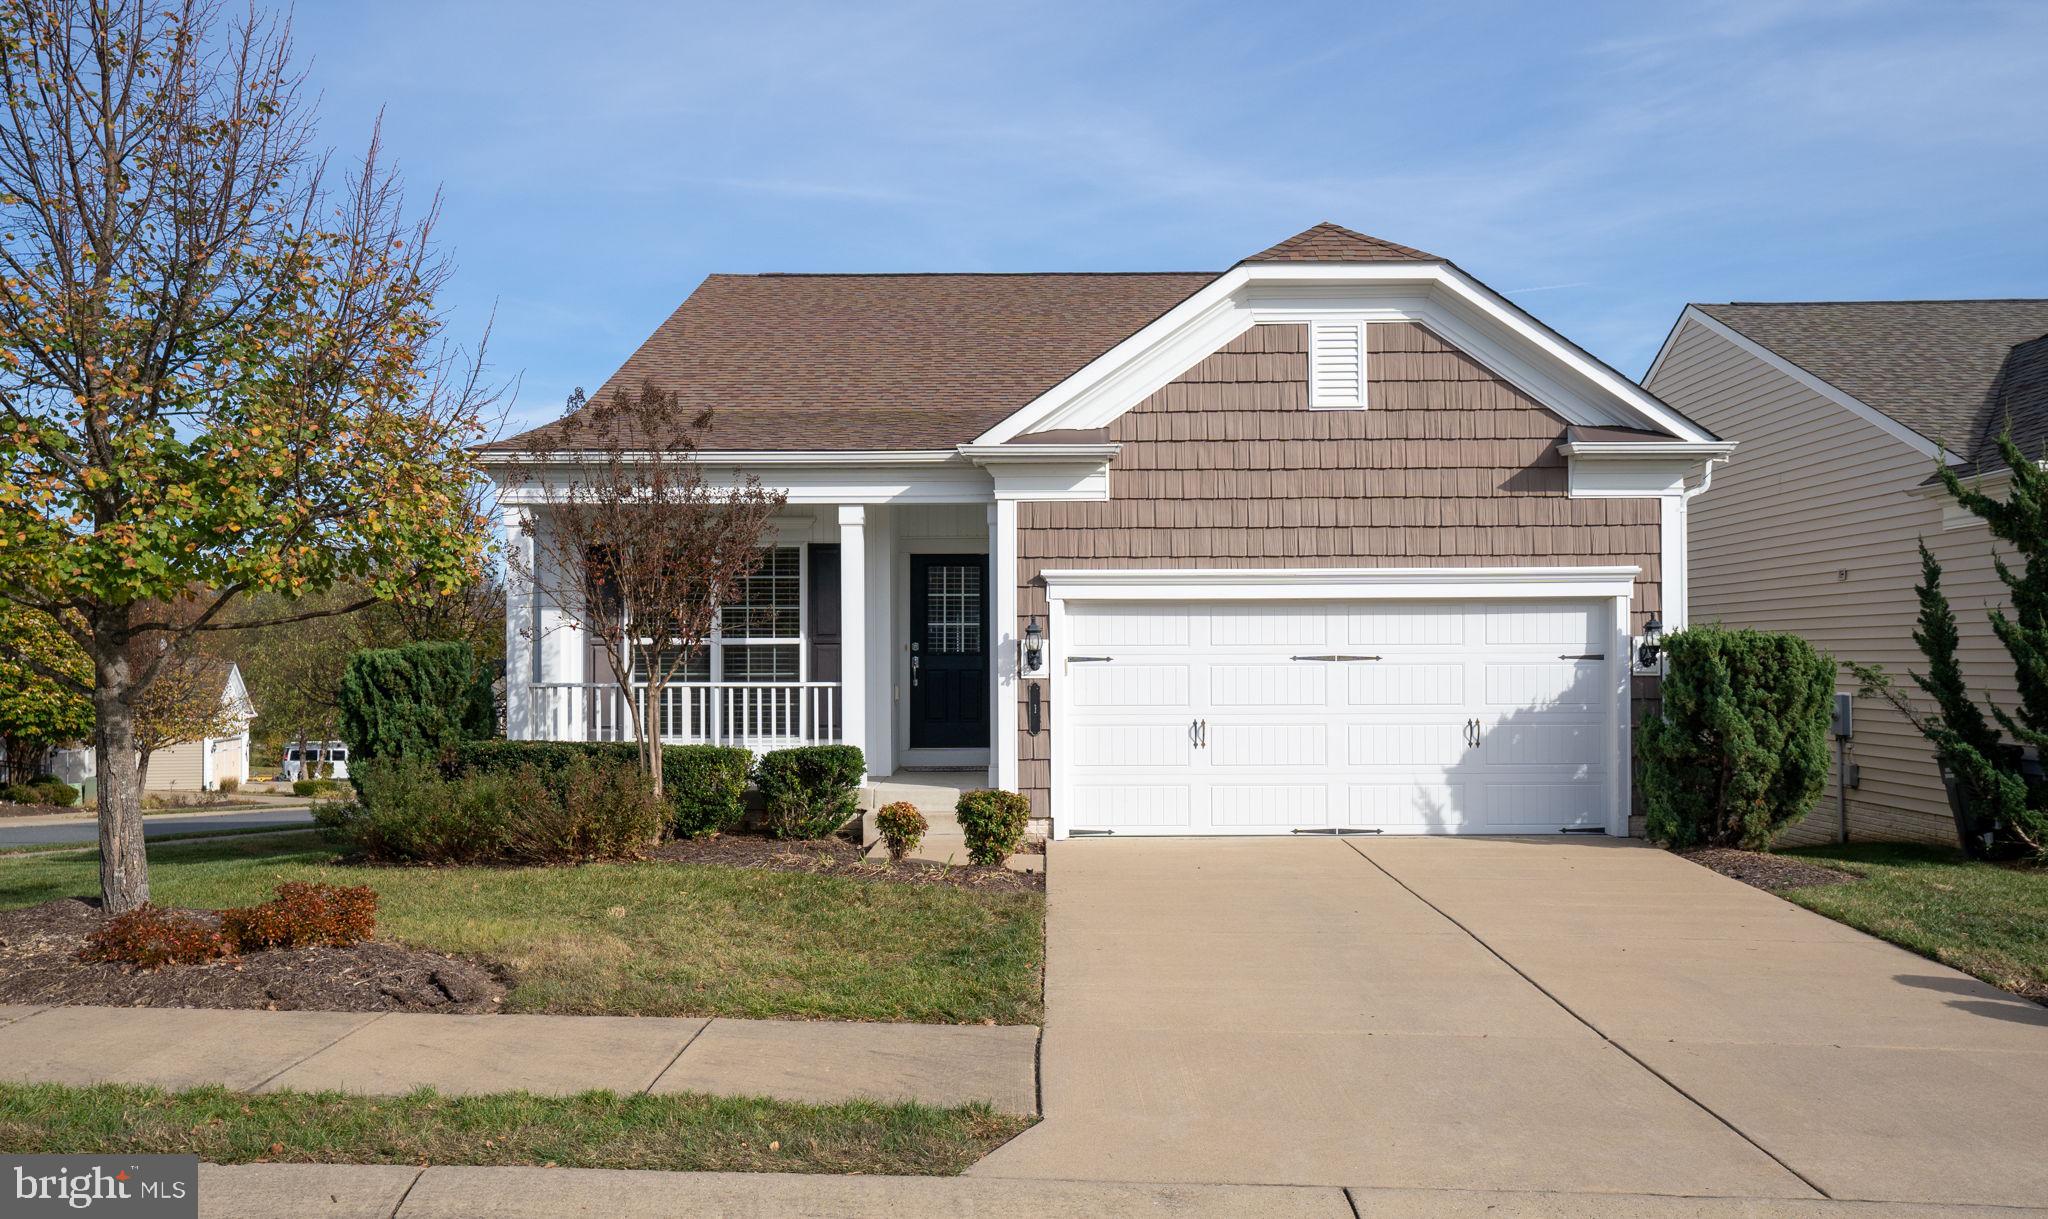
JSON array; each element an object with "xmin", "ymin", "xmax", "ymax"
[{"xmin": 505, "ymin": 499, "xmax": 1018, "ymax": 781}]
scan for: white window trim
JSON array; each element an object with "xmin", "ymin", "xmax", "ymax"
[{"xmin": 1037, "ymin": 564, "xmax": 1639, "ymax": 841}]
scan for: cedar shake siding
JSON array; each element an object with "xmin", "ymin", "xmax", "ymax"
[{"xmin": 1015, "ymin": 322, "xmax": 1662, "ymax": 817}]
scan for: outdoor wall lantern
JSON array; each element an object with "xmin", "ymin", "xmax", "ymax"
[
  {"xmin": 1021, "ymin": 616, "xmax": 1046, "ymax": 676},
  {"xmin": 1636, "ymin": 614, "xmax": 1664, "ymax": 669}
]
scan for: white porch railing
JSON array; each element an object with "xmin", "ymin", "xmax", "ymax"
[{"xmin": 529, "ymin": 682, "xmax": 843, "ymax": 750}]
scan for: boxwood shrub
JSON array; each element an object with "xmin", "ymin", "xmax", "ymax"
[
  {"xmin": 956, "ymin": 788, "xmax": 1030, "ymax": 866},
  {"xmin": 326, "ymin": 752, "xmax": 665, "ymax": 864},
  {"xmin": 452, "ymin": 740, "xmax": 751, "ymax": 838},
  {"xmin": 754, "ymin": 745, "xmax": 865, "ymax": 840}
]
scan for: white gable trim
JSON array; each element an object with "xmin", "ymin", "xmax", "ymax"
[
  {"xmin": 1646, "ymin": 307, "xmax": 1961, "ymax": 465},
  {"xmin": 973, "ymin": 263, "xmax": 1715, "ymax": 445}
]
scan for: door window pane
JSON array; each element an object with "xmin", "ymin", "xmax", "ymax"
[{"xmin": 925, "ymin": 564, "xmax": 982, "ymax": 655}]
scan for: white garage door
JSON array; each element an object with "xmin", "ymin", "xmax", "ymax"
[{"xmin": 1060, "ymin": 600, "xmax": 1616, "ymax": 835}]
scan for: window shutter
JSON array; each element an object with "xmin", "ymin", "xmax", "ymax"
[{"xmin": 1310, "ymin": 319, "xmax": 1367, "ymax": 409}]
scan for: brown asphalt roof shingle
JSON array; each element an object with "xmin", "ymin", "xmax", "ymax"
[
  {"xmin": 1696, "ymin": 300, "xmax": 2048, "ymax": 468},
  {"xmin": 1240, "ymin": 221, "xmax": 1439, "ymax": 264},
  {"xmin": 491, "ymin": 224, "xmax": 1440, "ymax": 454}
]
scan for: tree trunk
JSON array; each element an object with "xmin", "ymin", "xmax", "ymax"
[
  {"xmin": 645, "ymin": 674, "xmax": 665, "ymax": 798},
  {"xmin": 93, "ymin": 636, "xmax": 149, "ymax": 914}
]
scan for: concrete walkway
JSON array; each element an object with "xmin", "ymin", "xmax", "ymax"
[
  {"xmin": 193, "ymin": 1163, "xmax": 2048, "ymax": 1218},
  {"xmin": 973, "ymin": 836, "xmax": 2048, "ymax": 1209},
  {"xmin": 0, "ymin": 1006, "xmax": 1038, "ymax": 1112}
]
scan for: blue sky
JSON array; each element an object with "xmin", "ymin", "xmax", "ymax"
[{"xmin": 292, "ymin": 0, "xmax": 2048, "ymax": 435}]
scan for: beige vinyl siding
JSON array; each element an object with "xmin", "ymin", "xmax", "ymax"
[
  {"xmin": 1016, "ymin": 322, "xmax": 1664, "ymax": 819},
  {"xmin": 1649, "ymin": 317, "xmax": 2016, "ymax": 846},
  {"xmin": 145, "ymin": 739, "xmax": 207, "ymax": 792}
]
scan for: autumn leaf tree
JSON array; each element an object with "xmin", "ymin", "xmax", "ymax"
[
  {"xmin": 0, "ymin": 602, "xmax": 91, "ymax": 776},
  {"xmin": 504, "ymin": 382, "xmax": 784, "ymax": 796},
  {"xmin": 0, "ymin": 2, "xmax": 493, "ymax": 911},
  {"xmin": 132, "ymin": 650, "xmax": 243, "ymax": 790}
]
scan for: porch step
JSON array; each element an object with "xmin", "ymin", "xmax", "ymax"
[{"xmin": 858, "ymin": 769, "xmax": 986, "ymax": 815}]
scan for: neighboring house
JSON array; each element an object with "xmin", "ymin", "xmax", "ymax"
[
  {"xmin": 1645, "ymin": 300, "xmax": 2048, "ymax": 846},
  {"xmin": 484, "ymin": 224, "xmax": 1729, "ymax": 838},
  {"xmin": 145, "ymin": 661, "xmax": 257, "ymax": 793}
]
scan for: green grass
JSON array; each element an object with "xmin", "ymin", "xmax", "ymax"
[
  {"xmin": 0, "ymin": 826, "xmax": 320, "ymax": 857},
  {"xmin": 1780, "ymin": 842, "xmax": 2048, "ymax": 1000},
  {"xmin": 0, "ymin": 835, "xmax": 1045, "ymax": 1023},
  {"xmin": 0, "ymin": 1083, "xmax": 1030, "ymax": 1174}
]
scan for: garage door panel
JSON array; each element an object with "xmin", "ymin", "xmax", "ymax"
[
  {"xmin": 1070, "ymin": 722, "xmax": 1194, "ymax": 768},
  {"xmin": 1482, "ymin": 781, "xmax": 1604, "ymax": 828},
  {"xmin": 1210, "ymin": 664, "xmax": 1326, "ymax": 707},
  {"xmin": 1483, "ymin": 603, "xmax": 1601, "ymax": 649},
  {"xmin": 1210, "ymin": 722, "xmax": 1327, "ymax": 768},
  {"xmin": 1208, "ymin": 603, "xmax": 1325, "ymax": 646},
  {"xmin": 1339, "ymin": 602, "xmax": 1466, "ymax": 647},
  {"xmin": 1482, "ymin": 720, "xmax": 1603, "ymax": 767},
  {"xmin": 1484, "ymin": 660, "xmax": 1602, "ymax": 709},
  {"xmin": 1071, "ymin": 605, "xmax": 1189, "ymax": 647},
  {"xmin": 1070, "ymin": 663, "xmax": 1191, "ymax": 708},
  {"xmin": 1347, "ymin": 782, "xmax": 1471, "ymax": 829},
  {"xmin": 1346, "ymin": 721, "xmax": 1468, "ymax": 769},
  {"xmin": 1071, "ymin": 783, "xmax": 1193, "ymax": 829},
  {"xmin": 1212, "ymin": 783, "xmax": 1326, "ymax": 828},
  {"xmin": 1060, "ymin": 598, "xmax": 1616, "ymax": 836},
  {"xmin": 1348, "ymin": 662, "xmax": 1465, "ymax": 707}
]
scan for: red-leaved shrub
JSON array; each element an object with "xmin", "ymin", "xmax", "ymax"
[
  {"xmin": 218, "ymin": 881, "xmax": 378, "ymax": 951},
  {"xmin": 78, "ymin": 905, "xmax": 232, "ymax": 969}
]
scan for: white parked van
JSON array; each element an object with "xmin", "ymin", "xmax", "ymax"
[{"xmin": 282, "ymin": 742, "xmax": 351, "ymax": 781}]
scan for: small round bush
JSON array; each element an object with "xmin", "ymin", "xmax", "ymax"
[
  {"xmin": 755, "ymin": 745, "xmax": 865, "ymax": 840},
  {"xmin": 955, "ymin": 788, "xmax": 1030, "ymax": 867},
  {"xmin": 31, "ymin": 777, "xmax": 77, "ymax": 806},
  {"xmin": 292, "ymin": 777, "xmax": 340, "ymax": 798},
  {"xmin": 78, "ymin": 905, "xmax": 231, "ymax": 969},
  {"xmin": 875, "ymin": 801, "xmax": 928, "ymax": 862},
  {"xmin": 221, "ymin": 881, "xmax": 377, "ymax": 951}
]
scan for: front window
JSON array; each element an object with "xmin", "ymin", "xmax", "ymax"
[{"xmin": 628, "ymin": 545, "xmax": 805, "ymax": 685}]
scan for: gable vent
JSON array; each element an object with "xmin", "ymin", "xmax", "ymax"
[{"xmin": 1310, "ymin": 319, "xmax": 1367, "ymax": 409}]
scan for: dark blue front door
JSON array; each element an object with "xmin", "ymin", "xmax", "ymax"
[{"xmin": 909, "ymin": 554, "xmax": 989, "ymax": 749}]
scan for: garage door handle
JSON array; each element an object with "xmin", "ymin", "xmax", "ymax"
[
  {"xmin": 1464, "ymin": 718, "xmax": 1482, "ymax": 747},
  {"xmin": 1559, "ymin": 653, "xmax": 1605, "ymax": 661}
]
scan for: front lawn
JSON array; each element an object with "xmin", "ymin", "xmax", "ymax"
[
  {"xmin": 1780, "ymin": 842, "xmax": 2048, "ymax": 1002},
  {"xmin": 0, "ymin": 833, "xmax": 1044, "ymax": 1023},
  {"xmin": 0, "ymin": 1082, "xmax": 1029, "ymax": 1175}
]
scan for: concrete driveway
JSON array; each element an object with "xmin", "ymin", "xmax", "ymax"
[{"xmin": 974, "ymin": 836, "xmax": 2048, "ymax": 1209}]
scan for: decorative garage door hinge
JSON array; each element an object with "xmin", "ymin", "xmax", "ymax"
[
  {"xmin": 1289, "ymin": 827, "xmax": 1384, "ymax": 835},
  {"xmin": 1290, "ymin": 654, "xmax": 1382, "ymax": 662}
]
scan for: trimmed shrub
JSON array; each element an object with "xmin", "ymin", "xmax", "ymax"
[
  {"xmin": 956, "ymin": 788, "xmax": 1030, "ymax": 867},
  {"xmin": 499, "ymin": 753, "xmax": 667, "ymax": 862},
  {"xmin": 217, "ymin": 777, "xmax": 240, "ymax": 796},
  {"xmin": 292, "ymin": 777, "xmax": 341, "ymax": 798},
  {"xmin": 452, "ymin": 740, "xmax": 750, "ymax": 839},
  {"xmin": 337, "ymin": 641, "xmax": 494, "ymax": 763},
  {"xmin": 1638, "ymin": 625, "xmax": 1836, "ymax": 851},
  {"xmin": 876, "ymin": 801, "xmax": 928, "ymax": 862},
  {"xmin": 78, "ymin": 906, "xmax": 231, "ymax": 968},
  {"xmin": 220, "ymin": 881, "xmax": 378, "ymax": 951},
  {"xmin": 326, "ymin": 753, "xmax": 663, "ymax": 865},
  {"xmin": 754, "ymin": 745, "xmax": 864, "ymax": 840},
  {"xmin": 1, "ymin": 777, "xmax": 76, "ymax": 806},
  {"xmin": 320, "ymin": 757, "xmax": 513, "ymax": 864}
]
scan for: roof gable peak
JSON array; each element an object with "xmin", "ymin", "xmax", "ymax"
[{"xmin": 1241, "ymin": 221, "xmax": 1438, "ymax": 265}]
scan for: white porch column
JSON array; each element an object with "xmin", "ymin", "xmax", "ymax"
[
  {"xmin": 990, "ymin": 499, "xmax": 1020, "ymax": 792},
  {"xmin": 503, "ymin": 504, "xmax": 537, "ymax": 739},
  {"xmin": 837, "ymin": 506, "xmax": 869, "ymax": 775}
]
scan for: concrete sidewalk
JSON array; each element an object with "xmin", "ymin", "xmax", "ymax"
[
  {"xmin": 193, "ymin": 1163, "xmax": 2048, "ymax": 1219},
  {"xmin": 0, "ymin": 1006, "xmax": 1038, "ymax": 1112}
]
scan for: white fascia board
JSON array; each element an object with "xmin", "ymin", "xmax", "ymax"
[
  {"xmin": 477, "ymin": 448, "xmax": 962, "ymax": 470},
  {"xmin": 974, "ymin": 262, "xmax": 1711, "ymax": 445},
  {"xmin": 497, "ymin": 462, "xmax": 995, "ymax": 507},
  {"xmin": 1656, "ymin": 307, "xmax": 1962, "ymax": 465},
  {"xmin": 1560, "ymin": 441, "xmax": 1734, "ymax": 499},
  {"xmin": 956, "ymin": 443, "xmax": 1121, "ymax": 463},
  {"xmin": 1040, "ymin": 565, "xmax": 1640, "ymax": 603},
  {"xmin": 1558, "ymin": 440, "xmax": 1736, "ymax": 459}
]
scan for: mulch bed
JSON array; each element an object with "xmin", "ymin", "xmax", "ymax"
[
  {"xmin": 646, "ymin": 834, "xmax": 1045, "ymax": 894},
  {"xmin": 0, "ymin": 899, "xmax": 507, "ymax": 1014},
  {"xmin": 1682, "ymin": 847, "xmax": 1859, "ymax": 892},
  {"xmin": 0, "ymin": 802, "xmax": 78, "ymax": 819}
]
